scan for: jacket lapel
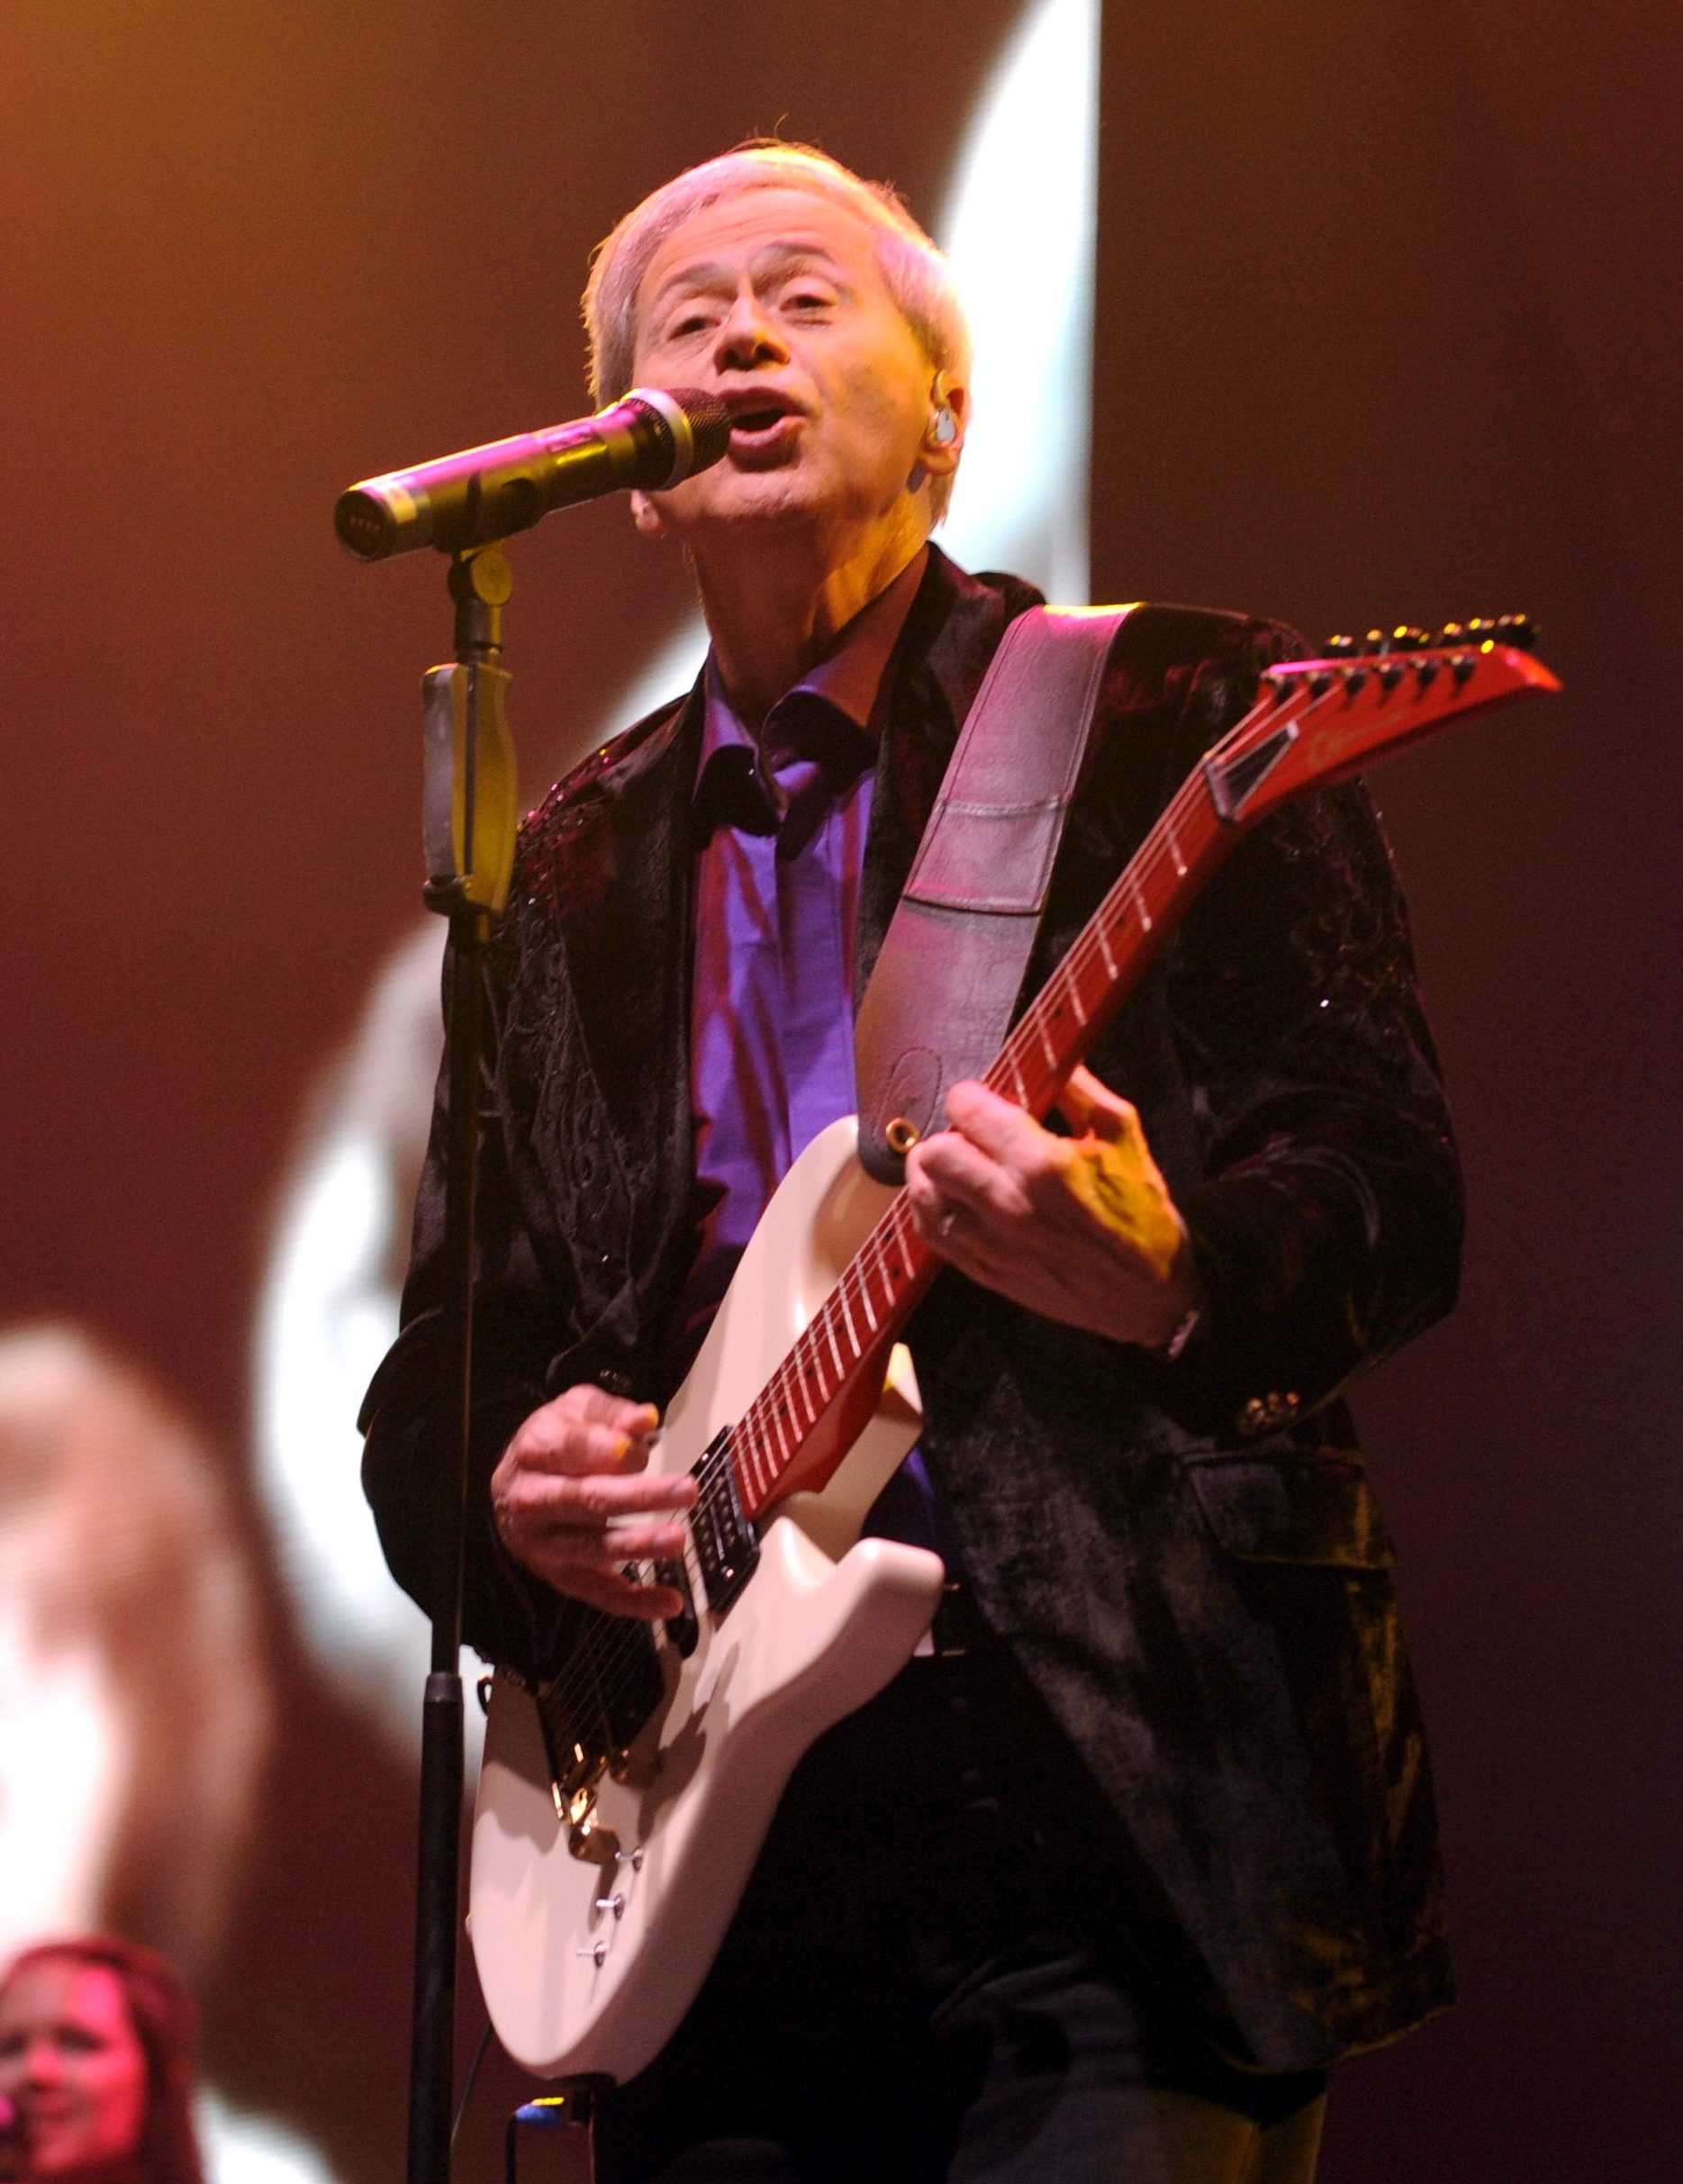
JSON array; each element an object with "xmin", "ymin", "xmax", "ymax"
[{"xmin": 516, "ymin": 684, "xmax": 705, "ymax": 1373}]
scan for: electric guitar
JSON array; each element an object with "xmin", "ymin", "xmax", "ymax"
[{"xmin": 469, "ymin": 617, "xmax": 1561, "ymax": 2083}]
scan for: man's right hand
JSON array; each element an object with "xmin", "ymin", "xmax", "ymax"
[{"xmin": 490, "ymin": 1385, "xmax": 697, "ymax": 1620}]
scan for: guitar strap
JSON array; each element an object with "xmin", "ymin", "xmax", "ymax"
[{"xmin": 855, "ymin": 603, "xmax": 1141, "ymax": 1184}]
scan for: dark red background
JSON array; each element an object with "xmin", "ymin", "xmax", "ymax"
[{"xmin": 4, "ymin": 3, "xmax": 1678, "ymax": 2177}]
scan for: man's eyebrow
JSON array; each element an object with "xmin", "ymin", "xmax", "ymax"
[
  {"xmin": 746, "ymin": 240, "xmax": 850, "ymax": 283},
  {"xmin": 645, "ymin": 259, "xmax": 737, "ymax": 315},
  {"xmin": 645, "ymin": 240, "xmax": 853, "ymax": 316}
]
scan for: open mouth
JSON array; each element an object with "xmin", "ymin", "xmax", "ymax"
[{"xmin": 724, "ymin": 392, "xmax": 803, "ymax": 443}]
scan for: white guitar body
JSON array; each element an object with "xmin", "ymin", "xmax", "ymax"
[{"xmin": 469, "ymin": 1115, "xmax": 946, "ymax": 2083}]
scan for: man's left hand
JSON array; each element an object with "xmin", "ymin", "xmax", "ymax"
[{"xmin": 904, "ymin": 1065, "xmax": 1199, "ymax": 1349}]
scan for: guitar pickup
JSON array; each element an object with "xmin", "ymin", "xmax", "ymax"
[
  {"xmin": 691, "ymin": 1427, "xmax": 760, "ymax": 1618},
  {"xmin": 656, "ymin": 1555, "xmax": 700, "ymax": 1658}
]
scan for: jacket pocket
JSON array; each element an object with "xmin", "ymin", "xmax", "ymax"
[{"xmin": 1181, "ymin": 1449, "xmax": 1397, "ymax": 1569}]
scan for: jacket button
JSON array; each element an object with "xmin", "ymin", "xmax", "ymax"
[{"xmin": 1237, "ymin": 1391, "xmax": 1300, "ymax": 1438}]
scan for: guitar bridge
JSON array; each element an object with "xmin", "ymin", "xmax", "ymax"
[
  {"xmin": 566, "ymin": 1814, "xmax": 620, "ymax": 1867},
  {"xmin": 534, "ymin": 1604, "xmax": 666, "ymax": 1828}
]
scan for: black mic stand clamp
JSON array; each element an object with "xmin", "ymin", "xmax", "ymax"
[{"xmin": 409, "ymin": 542, "xmax": 520, "ymax": 2184}]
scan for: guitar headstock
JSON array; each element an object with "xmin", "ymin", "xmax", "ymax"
[{"xmin": 1202, "ymin": 614, "xmax": 1562, "ymax": 825}]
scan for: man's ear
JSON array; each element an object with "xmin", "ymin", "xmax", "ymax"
[
  {"xmin": 911, "ymin": 376, "xmax": 970, "ymax": 489},
  {"xmin": 630, "ymin": 488, "xmax": 667, "ymax": 539}
]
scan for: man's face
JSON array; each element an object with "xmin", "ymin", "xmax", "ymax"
[
  {"xmin": 0, "ymin": 1960, "xmax": 149, "ymax": 2179},
  {"xmin": 628, "ymin": 186, "xmax": 951, "ymax": 557}
]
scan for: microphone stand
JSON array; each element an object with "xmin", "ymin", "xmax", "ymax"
[{"xmin": 407, "ymin": 543, "xmax": 520, "ymax": 2184}]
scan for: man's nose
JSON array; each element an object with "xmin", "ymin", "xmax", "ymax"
[{"xmin": 714, "ymin": 291, "xmax": 787, "ymax": 371}]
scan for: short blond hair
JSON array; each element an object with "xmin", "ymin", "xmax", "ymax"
[{"xmin": 584, "ymin": 141, "xmax": 971, "ymax": 521}]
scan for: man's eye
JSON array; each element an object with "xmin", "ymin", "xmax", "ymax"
[{"xmin": 665, "ymin": 312, "xmax": 713, "ymax": 340}]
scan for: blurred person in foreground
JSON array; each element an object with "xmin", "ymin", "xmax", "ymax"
[
  {"xmin": 0, "ymin": 1328, "xmax": 270, "ymax": 1970},
  {"xmin": 0, "ymin": 1938, "xmax": 204, "ymax": 2184},
  {"xmin": 363, "ymin": 142, "xmax": 1462, "ymax": 2179}
]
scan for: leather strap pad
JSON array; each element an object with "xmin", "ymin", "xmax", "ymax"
[{"xmin": 855, "ymin": 604, "xmax": 1137, "ymax": 1183}]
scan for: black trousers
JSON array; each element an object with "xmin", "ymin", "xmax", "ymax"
[{"xmin": 596, "ymin": 1627, "xmax": 1326, "ymax": 2183}]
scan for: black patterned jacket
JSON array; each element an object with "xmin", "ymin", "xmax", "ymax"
[{"xmin": 361, "ymin": 548, "xmax": 1461, "ymax": 2071}]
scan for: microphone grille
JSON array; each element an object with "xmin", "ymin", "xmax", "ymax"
[
  {"xmin": 334, "ymin": 488, "xmax": 397, "ymax": 560},
  {"xmin": 667, "ymin": 388, "xmax": 732, "ymax": 473}
]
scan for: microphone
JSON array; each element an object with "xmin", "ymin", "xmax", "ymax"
[{"xmin": 334, "ymin": 386, "xmax": 731, "ymax": 561}]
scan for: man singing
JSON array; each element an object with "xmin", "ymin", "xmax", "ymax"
[{"xmin": 362, "ymin": 142, "xmax": 1461, "ymax": 2181}]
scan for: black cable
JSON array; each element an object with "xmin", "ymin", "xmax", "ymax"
[{"xmin": 451, "ymin": 2013, "xmax": 494, "ymax": 2151}]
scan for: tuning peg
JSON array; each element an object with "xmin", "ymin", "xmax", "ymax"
[
  {"xmin": 1324, "ymin": 633, "xmax": 1358, "ymax": 657},
  {"xmin": 1363, "ymin": 628, "xmax": 1389, "ymax": 656},
  {"xmin": 1437, "ymin": 621, "xmax": 1467, "ymax": 646},
  {"xmin": 1494, "ymin": 612, "xmax": 1537, "ymax": 651},
  {"xmin": 1465, "ymin": 618, "xmax": 1499, "ymax": 644},
  {"xmin": 1390, "ymin": 626, "xmax": 1431, "ymax": 652}
]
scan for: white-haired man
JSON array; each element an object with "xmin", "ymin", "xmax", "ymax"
[{"xmin": 364, "ymin": 143, "xmax": 1461, "ymax": 2182}]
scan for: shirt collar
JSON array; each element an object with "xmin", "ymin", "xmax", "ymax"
[{"xmin": 693, "ymin": 545, "xmax": 930, "ymax": 793}]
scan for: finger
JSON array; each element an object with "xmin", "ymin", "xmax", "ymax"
[
  {"xmin": 906, "ymin": 1183, "xmax": 963, "ymax": 1252},
  {"xmin": 500, "ymin": 1467, "xmax": 697, "ymax": 1527},
  {"xmin": 566, "ymin": 1396, "xmax": 663, "ymax": 1465},
  {"xmin": 560, "ymin": 1386, "xmax": 662, "ymax": 1435},
  {"xmin": 903, "ymin": 1144, "xmax": 967, "ymax": 1243},
  {"xmin": 509, "ymin": 1410, "xmax": 665, "ymax": 1477},
  {"xmin": 943, "ymin": 1079, "xmax": 1061, "ymax": 1169},
  {"xmin": 911, "ymin": 1124, "xmax": 1026, "ymax": 1206},
  {"xmin": 538, "ymin": 1385, "xmax": 662, "ymax": 1452},
  {"xmin": 495, "ymin": 1484, "xmax": 694, "ymax": 1595},
  {"xmin": 528, "ymin": 1559, "xmax": 687, "ymax": 1623},
  {"xmin": 514, "ymin": 1512, "xmax": 693, "ymax": 1568},
  {"xmin": 928, "ymin": 1101, "xmax": 1070, "ymax": 1229},
  {"xmin": 1054, "ymin": 1064, "xmax": 1134, "ymax": 1144}
]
